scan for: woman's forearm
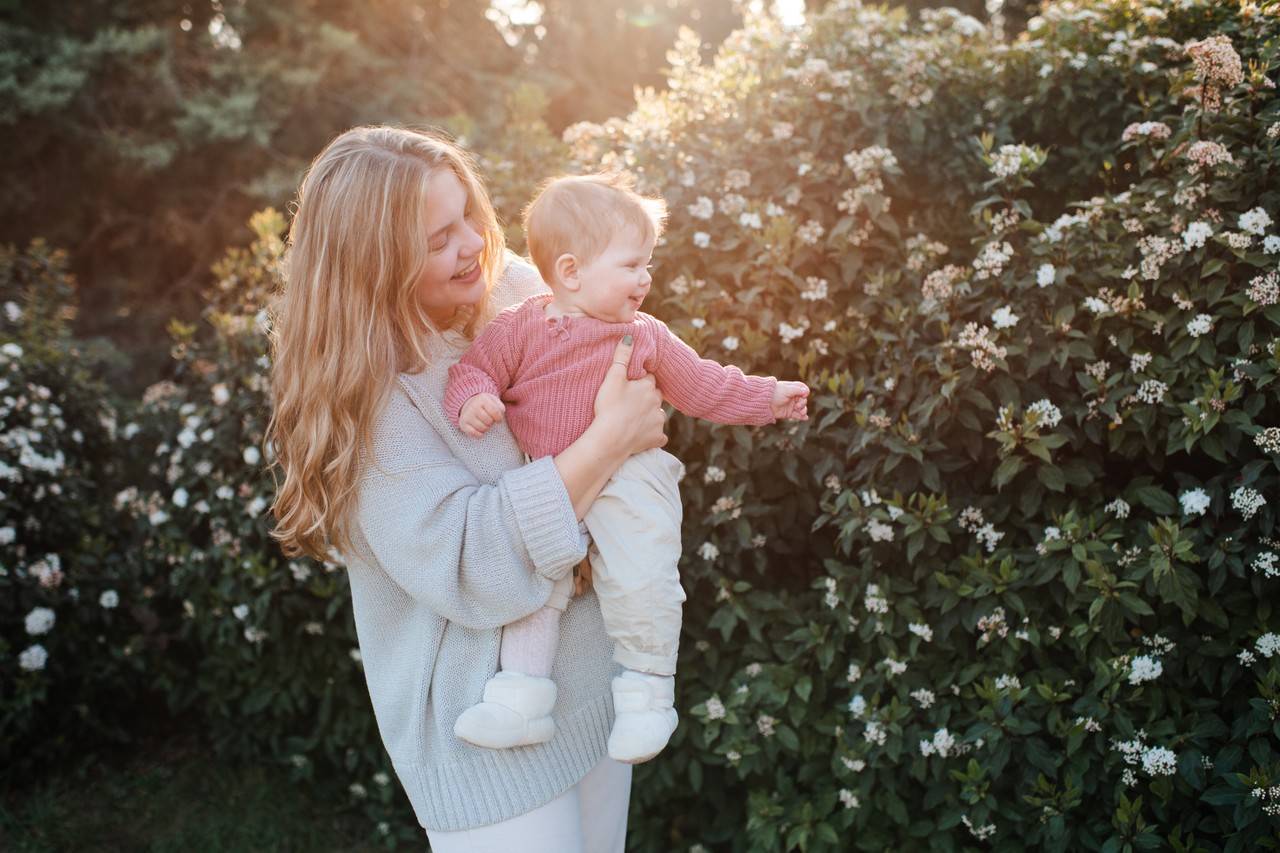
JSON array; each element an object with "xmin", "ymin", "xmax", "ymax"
[{"xmin": 553, "ymin": 422, "xmax": 629, "ymax": 520}]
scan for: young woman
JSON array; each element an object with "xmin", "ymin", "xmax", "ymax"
[{"xmin": 265, "ymin": 125, "xmax": 667, "ymax": 851}]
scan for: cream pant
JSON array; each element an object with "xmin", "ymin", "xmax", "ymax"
[
  {"xmin": 583, "ymin": 448, "xmax": 687, "ymax": 676},
  {"xmin": 500, "ymin": 448, "xmax": 686, "ymax": 677},
  {"xmin": 425, "ymin": 756, "xmax": 632, "ymax": 852}
]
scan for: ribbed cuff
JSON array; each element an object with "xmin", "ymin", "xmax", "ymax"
[
  {"xmin": 443, "ymin": 374, "xmax": 498, "ymax": 426},
  {"xmin": 504, "ymin": 456, "xmax": 587, "ymax": 582},
  {"xmin": 750, "ymin": 374, "xmax": 779, "ymax": 425}
]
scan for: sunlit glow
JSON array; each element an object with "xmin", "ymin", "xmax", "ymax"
[
  {"xmin": 773, "ymin": 0, "xmax": 806, "ymax": 28},
  {"xmin": 486, "ymin": 0, "xmax": 545, "ymax": 46}
]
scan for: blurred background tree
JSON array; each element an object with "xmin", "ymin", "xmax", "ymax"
[{"xmin": 0, "ymin": 0, "xmax": 1031, "ymax": 392}]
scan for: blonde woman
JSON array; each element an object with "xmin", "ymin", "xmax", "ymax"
[{"xmin": 266, "ymin": 126, "xmax": 666, "ymax": 851}]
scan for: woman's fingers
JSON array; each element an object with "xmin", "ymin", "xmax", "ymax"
[{"xmin": 608, "ymin": 334, "xmax": 635, "ymax": 375}]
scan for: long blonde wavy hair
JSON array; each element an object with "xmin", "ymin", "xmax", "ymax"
[{"xmin": 266, "ymin": 126, "xmax": 506, "ymax": 561}]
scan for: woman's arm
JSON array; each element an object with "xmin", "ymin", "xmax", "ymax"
[
  {"xmin": 553, "ymin": 334, "xmax": 667, "ymax": 519},
  {"xmin": 351, "ymin": 337, "xmax": 664, "ymax": 627}
]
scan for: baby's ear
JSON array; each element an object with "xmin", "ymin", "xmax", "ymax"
[{"xmin": 554, "ymin": 253, "xmax": 580, "ymax": 292}]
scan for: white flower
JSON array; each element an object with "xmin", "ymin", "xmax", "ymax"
[
  {"xmin": 99, "ymin": 590, "xmax": 119, "ymax": 609},
  {"xmin": 1230, "ymin": 486, "xmax": 1264, "ymax": 520},
  {"xmin": 1136, "ymin": 380, "xmax": 1168, "ymax": 405},
  {"xmin": 1128, "ymin": 654, "xmax": 1163, "ymax": 685},
  {"xmin": 908, "ymin": 622, "xmax": 933, "ymax": 642},
  {"xmin": 848, "ymin": 694, "xmax": 867, "ymax": 716},
  {"xmin": 994, "ymin": 673, "xmax": 1021, "ymax": 691},
  {"xmin": 910, "ymin": 688, "xmax": 936, "ymax": 709},
  {"xmin": 1181, "ymin": 221, "xmax": 1213, "ymax": 249},
  {"xmin": 690, "ymin": 318, "xmax": 706, "ymax": 329},
  {"xmin": 349, "ymin": 782, "xmax": 367, "ymax": 799},
  {"xmin": 172, "ymin": 487, "xmax": 189, "ymax": 508},
  {"xmin": 704, "ymin": 696, "xmax": 726, "ymax": 720},
  {"xmin": 1264, "ymin": 235, "xmax": 1280, "ymax": 254},
  {"xmin": 0, "ymin": 526, "xmax": 14, "ymax": 544},
  {"xmin": 756, "ymin": 714, "xmax": 777, "ymax": 737},
  {"xmin": 243, "ymin": 446, "xmax": 262, "ymax": 466},
  {"xmin": 2, "ymin": 342, "xmax": 23, "ymax": 359},
  {"xmin": 688, "ymin": 197, "xmax": 715, "ymax": 219},
  {"xmin": 1257, "ymin": 632, "xmax": 1280, "ymax": 657},
  {"xmin": 1036, "ymin": 263, "xmax": 1056, "ymax": 287},
  {"xmin": 24, "ymin": 606, "xmax": 56, "ymax": 636},
  {"xmin": 4, "ymin": 301, "xmax": 21, "ymax": 322},
  {"xmin": 246, "ymin": 495, "xmax": 268, "ymax": 517},
  {"xmin": 838, "ymin": 789, "xmax": 860, "ymax": 809},
  {"xmin": 1027, "ymin": 399, "xmax": 1062, "ymax": 429},
  {"xmin": 990, "ymin": 305, "xmax": 1019, "ymax": 329},
  {"xmin": 1252, "ymin": 551, "xmax": 1279, "ymax": 579},
  {"xmin": 232, "ymin": 603, "xmax": 250, "ymax": 621},
  {"xmin": 1186, "ymin": 314, "xmax": 1213, "ymax": 337},
  {"xmin": 211, "ymin": 383, "xmax": 231, "ymax": 406},
  {"xmin": 349, "ymin": 648, "xmax": 362, "ymax": 664},
  {"xmin": 1179, "ymin": 488, "xmax": 1211, "ymax": 516},
  {"xmin": 867, "ymin": 519, "xmax": 894, "ymax": 542},
  {"xmin": 216, "ymin": 485, "xmax": 234, "ymax": 500},
  {"xmin": 693, "ymin": 231, "xmax": 711, "ymax": 248},
  {"xmin": 919, "ymin": 727, "xmax": 957, "ymax": 758},
  {"xmin": 703, "ymin": 465, "xmax": 726, "ymax": 484},
  {"xmin": 721, "ymin": 336, "xmax": 739, "ymax": 351},
  {"xmin": 1239, "ymin": 207, "xmax": 1273, "ymax": 236},
  {"xmin": 1142, "ymin": 746, "xmax": 1178, "ymax": 776},
  {"xmin": 698, "ymin": 542, "xmax": 719, "ymax": 561},
  {"xmin": 19, "ymin": 644, "xmax": 48, "ymax": 671},
  {"xmin": 244, "ymin": 626, "xmax": 267, "ymax": 643}
]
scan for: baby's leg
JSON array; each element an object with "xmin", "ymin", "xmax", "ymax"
[
  {"xmin": 454, "ymin": 573, "xmax": 571, "ymax": 750},
  {"xmin": 500, "ymin": 605, "xmax": 562, "ymax": 678},
  {"xmin": 583, "ymin": 448, "xmax": 686, "ymax": 764},
  {"xmin": 584, "ymin": 448, "xmax": 686, "ymax": 676}
]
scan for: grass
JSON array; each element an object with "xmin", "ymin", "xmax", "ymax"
[{"xmin": 0, "ymin": 738, "xmax": 386, "ymax": 852}]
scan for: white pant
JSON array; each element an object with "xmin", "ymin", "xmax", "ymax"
[
  {"xmin": 584, "ymin": 448, "xmax": 687, "ymax": 676},
  {"xmin": 425, "ymin": 756, "xmax": 632, "ymax": 852}
]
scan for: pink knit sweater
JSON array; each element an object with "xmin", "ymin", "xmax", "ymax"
[{"xmin": 445, "ymin": 292, "xmax": 778, "ymax": 459}]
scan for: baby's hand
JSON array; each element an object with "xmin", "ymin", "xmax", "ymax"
[
  {"xmin": 459, "ymin": 393, "xmax": 506, "ymax": 438},
  {"xmin": 771, "ymin": 380, "xmax": 810, "ymax": 420}
]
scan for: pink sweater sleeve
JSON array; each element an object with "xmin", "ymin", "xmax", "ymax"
[
  {"xmin": 444, "ymin": 311, "xmax": 520, "ymax": 427},
  {"xmin": 650, "ymin": 319, "xmax": 778, "ymax": 426}
]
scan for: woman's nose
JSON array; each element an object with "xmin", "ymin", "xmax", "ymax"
[{"xmin": 461, "ymin": 222, "xmax": 485, "ymax": 256}]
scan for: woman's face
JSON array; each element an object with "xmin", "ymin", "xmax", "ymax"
[{"xmin": 417, "ymin": 167, "xmax": 487, "ymax": 326}]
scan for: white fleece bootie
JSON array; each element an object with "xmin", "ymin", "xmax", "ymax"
[
  {"xmin": 453, "ymin": 671, "xmax": 557, "ymax": 749},
  {"xmin": 607, "ymin": 670, "xmax": 678, "ymax": 764}
]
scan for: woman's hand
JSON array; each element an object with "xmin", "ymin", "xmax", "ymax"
[
  {"xmin": 553, "ymin": 334, "xmax": 668, "ymax": 520},
  {"xmin": 591, "ymin": 335, "xmax": 667, "ymax": 455}
]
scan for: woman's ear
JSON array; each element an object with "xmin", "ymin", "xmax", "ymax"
[{"xmin": 554, "ymin": 253, "xmax": 580, "ymax": 292}]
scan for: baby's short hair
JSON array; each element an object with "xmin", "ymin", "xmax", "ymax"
[{"xmin": 523, "ymin": 172, "xmax": 668, "ymax": 285}]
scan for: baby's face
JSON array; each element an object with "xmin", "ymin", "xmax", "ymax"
[{"xmin": 573, "ymin": 229, "xmax": 655, "ymax": 323}]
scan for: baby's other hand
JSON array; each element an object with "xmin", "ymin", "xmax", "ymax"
[
  {"xmin": 771, "ymin": 380, "xmax": 810, "ymax": 420},
  {"xmin": 459, "ymin": 393, "xmax": 506, "ymax": 438}
]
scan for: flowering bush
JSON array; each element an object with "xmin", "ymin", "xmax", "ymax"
[
  {"xmin": 0, "ymin": 241, "xmax": 150, "ymax": 773},
  {"xmin": 107, "ymin": 209, "xmax": 418, "ymax": 840},
  {"xmin": 559, "ymin": 1, "xmax": 1280, "ymax": 849},
  {"xmin": 9, "ymin": 2, "xmax": 1280, "ymax": 850}
]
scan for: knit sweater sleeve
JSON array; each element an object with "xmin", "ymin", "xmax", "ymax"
[
  {"xmin": 443, "ymin": 309, "xmax": 520, "ymax": 427},
  {"xmin": 351, "ymin": 389, "xmax": 586, "ymax": 630},
  {"xmin": 650, "ymin": 317, "xmax": 778, "ymax": 426}
]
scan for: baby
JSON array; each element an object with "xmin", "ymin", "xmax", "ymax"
[{"xmin": 444, "ymin": 173, "xmax": 809, "ymax": 764}]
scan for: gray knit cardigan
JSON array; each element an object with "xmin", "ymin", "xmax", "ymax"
[{"xmin": 342, "ymin": 254, "xmax": 619, "ymax": 831}]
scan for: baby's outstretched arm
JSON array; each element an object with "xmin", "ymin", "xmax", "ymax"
[
  {"xmin": 458, "ymin": 393, "xmax": 507, "ymax": 438},
  {"xmin": 771, "ymin": 380, "xmax": 810, "ymax": 421}
]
